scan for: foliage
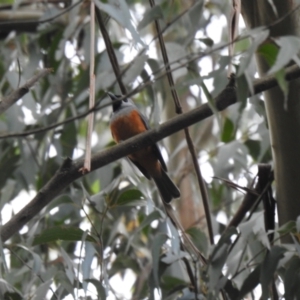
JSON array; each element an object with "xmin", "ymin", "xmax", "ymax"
[{"xmin": 1, "ymin": 0, "xmax": 300, "ymax": 299}]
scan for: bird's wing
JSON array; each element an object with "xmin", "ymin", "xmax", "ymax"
[{"xmin": 138, "ymin": 112, "xmax": 168, "ymax": 172}]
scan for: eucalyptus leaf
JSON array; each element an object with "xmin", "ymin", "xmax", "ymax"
[
  {"xmin": 33, "ymin": 279, "xmax": 52, "ymax": 300},
  {"xmin": 33, "ymin": 227, "xmax": 97, "ymax": 245},
  {"xmin": 284, "ymin": 256, "xmax": 300, "ymax": 299},
  {"xmin": 138, "ymin": 5, "xmax": 163, "ymax": 30},
  {"xmin": 238, "ymin": 265, "xmax": 260, "ymax": 299},
  {"xmin": 238, "ymin": 29, "xmax": 269, "ymax": 76},
  {"xmin": 269, "ymin": 36, "xmax": 300, "ymax": 74},
  {"xmin": 82, "ymin": 242, "xmax": 96, "ymax": 292},
  {"xmin": 85, "ymin": 279, "xmax": 107, "ymax": 299},
  {"xmin": 116, "ymin": 189, "xmax": 145, "ymax": 206},
  {"xmin": 260, "ymin": 246, "xmax": 286, "ymax": 300},
  {"xmin": 152, "ymin": 233, "xmax": 168, "ymax": 288}
]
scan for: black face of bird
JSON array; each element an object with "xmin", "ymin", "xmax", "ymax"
[{"xmin": 107, "ymin": 92, "xmax": 125, "ymax": 112}]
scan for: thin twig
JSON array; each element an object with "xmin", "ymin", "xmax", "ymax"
[{"xmin": 149, "ymin": 0, "xmax": 214, "ymax": 247}]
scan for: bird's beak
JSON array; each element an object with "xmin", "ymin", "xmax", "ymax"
[{"xmin": 107, "ymin": 92, "xmax": 116, "ymax": 100}]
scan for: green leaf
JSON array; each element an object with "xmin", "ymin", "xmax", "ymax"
[
  {"xmin": 260, "ymin": 246, "xmax": 286, "ymax": 300},
  {"xmin": 208, "ymin": 227, "xmax": 237, "ymax": 291},
  {"xmin": 109, "ymin": 254, "xmax": 140, "ymax": 275},
  {"xmin": 161, "ymin": 276, "xmax": 189, "ymax": 291},
  {"xmin": 284, "ymin": 256, "xmax": 300, "ymax": 299},
  {"xmin": 185, "ymin": 227, "xmax": 208, "ymax": 255},
  {"xmin": 16, "ymin": 245, "xmax": 42, "ymax": 274},
  {"xmin": 269, "ymin": 36, "xmax": 300, "ymax": 74},
  {"xmin": 116, "ymin": 189, "xmax": 145, "ymax": 206},
  {"xmin": 274, "ymin": 69, "xmax": 289, "ymax": 108},
  {"xmin": 257, "ymin": 42, "xmax": 289, "ymax": 103},
  {"xmin": 198, "ymin": 37, "xmax": 214, "ymax": 47},
  {"xmin": 238, "ymin": 29, "xmax": 269, "ymax": 76},
  {"xmin": 238, "ymin": 265, "xmax": 260, "ymax": 299},
  {"xmin": 91, "ymin": 180, "xmax": 100, "ymax": 194},
  {"xmin": 138, "ymin": 211, "xmax": 162, "ymax": 231},
  {"xmin": 123, "ymin": 55, "xmax": 148, "ymax": 85},
  {"xmin": 85, "ymin": 279, "xmax": 106, "ymax": 299},
  {"xmin": 234, "ymin": 36, "xmax": 251, "ymax": 53},
  {"xmin": 221, "ymin": 117, "xmax": 235, "ymax": 143},
  {"xmin": 60, "ymin": 110, "xmax": 77, "ymax": 157},
  {"xmin": 152, "ymin": 233, "xmax": 168, "ymax": 288},
  {"xmin": 210, "ymin": 182, "xmax": 224, "ymax": 208},
  {"xmin": 54, "ymin": 270, "xmax": 74, "ymax": 297},
  {"xmin": 4, "ymin": 292, "xmax": 23, "ymax": 300},
  {"xmin": 33, "ymin": 227, "xmax": 97, "ymax": 245},
  {"xmin": 277, "ymin": 220, "xmax": 296, "ymax": 235},
  {"xmin": 0, "ymin": 143, "xmax": 20, "ymax": 190},
  {"xmin": 82, "ymin": 243, "xmax": 96, "ymax": 293},
  {"xmin": 258, "ymin": 42, "xmax": 279, "ymax": 67},
  {"xmin": 244, "ymin": 139, "xmax": 261, "ymax": 161},
  {"xmin": 34, "ymin": 279, "xmax": 52, "ymax": 300},
  {"xmin": 137, "ymin": 5, "xmax": 163, "ymax": 30}
]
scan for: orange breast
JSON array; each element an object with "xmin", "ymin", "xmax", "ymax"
[
  {"xmin": 110, "ymin": 110, "xmax": 147, "ymax": 143},
  {"xmin": 110, "ymin": 110, "xmax": 162, "ymax": 177}
]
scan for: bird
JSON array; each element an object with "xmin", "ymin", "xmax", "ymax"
[{"xmin": 108, "ymin": 92, "xmax": 180, "ymax": 204}]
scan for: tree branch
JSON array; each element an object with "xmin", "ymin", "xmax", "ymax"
[
  {"xmin": 1, "ymin": 64, "xmax": 300, "ymax": 242},
  {"xmin": 0, "ymin": 68, "xmax": 52, "ymax": 115},
  {"xmin": 95, "ymin": 6, "xmax": 127, "ymax": 95},
  {"xmin": 0, "ymin": 1, "xmax": 83, "ymax": 39}
]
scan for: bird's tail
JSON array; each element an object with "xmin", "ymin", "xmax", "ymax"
[{"xmin": 153, "ymin": 170, "xmax": 180, "ymax": 204}]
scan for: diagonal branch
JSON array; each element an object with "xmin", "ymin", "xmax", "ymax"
[
  {"xmin": 1, "ymin": 64, "xmax": 300, "ymax": 242},
  {"xmin": 95, "ymin": 7, "xmax": 127, "ymax": 95},
  {"xmin": 0, "ymin": 68, "xmax": 52, "ymax": 115}
]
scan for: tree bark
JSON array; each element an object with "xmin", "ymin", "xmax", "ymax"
[{"xmin": 241, "ymin": 0, "xmax": 300, "ymax": 239}]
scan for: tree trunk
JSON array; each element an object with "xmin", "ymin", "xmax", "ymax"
[{"xmin": 241, "ymin": 0, "xmax": 300, "ymax": 239}]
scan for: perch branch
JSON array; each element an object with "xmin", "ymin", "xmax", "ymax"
[{"xmin": 1, "ymin": 64, "xmax": 300, "ymax": 242}]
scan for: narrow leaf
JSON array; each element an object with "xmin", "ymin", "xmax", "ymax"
[
  {"xmin": 260, "ymin": 246, "xmax": 286, "ymax": 300},
  {"xmin": 244, "ymin": 139, "xmax": 261, "ymax": 161},
  {"xmin": 269, "ymin": 36, "xmax": 300, "ymax": 74},
  {"xmin": 283, "ymin": 256, "xmax": 300, "ymax": 299},
  {"xmin": 85, "ymin": 279, "xmax": 106, "ymax": 299},
  {"xmin": 238, "ymin": 265, "xmax": 260, "ymax": 298},
  {"xmin": 138, "ymin": 5, "xmax": 163, "ymax": 30},
  {"xmin": 33, "ymin": 227, "xmax": 96, "ymax": 245},
  {"xmin": 116, "ymin": 189, "xmax": 144, "ymax": 206},
  {"xmin": 221, "ymin": 117, "xmax": 235, "ymax": 143},
  {"xmin": 152, "ymin": 233, "xmax": 168, "ymax": 288},
  {"xmin": 185, "ymin": 227, "xmax": 208, "ymax": 255}
]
